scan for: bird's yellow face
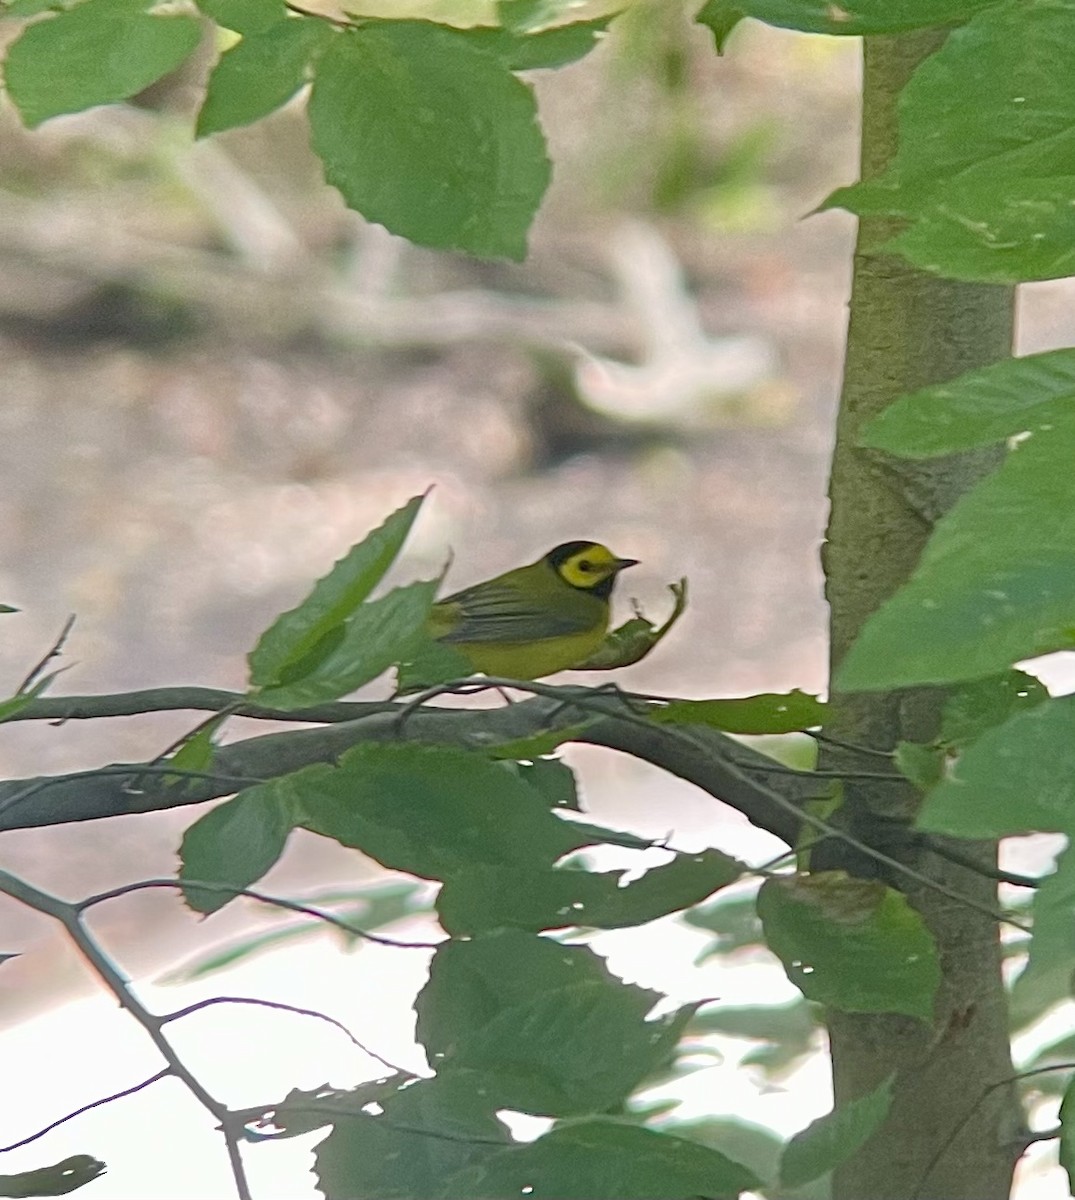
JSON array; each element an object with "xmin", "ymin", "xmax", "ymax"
[{"xmin": 545, "ymin": 541, "xmax": 639, "ymax": 593}]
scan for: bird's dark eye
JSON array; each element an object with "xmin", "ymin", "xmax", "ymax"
[{"xmin": 578, "ymin": 560, "xmax": 593, "ymax": 571}]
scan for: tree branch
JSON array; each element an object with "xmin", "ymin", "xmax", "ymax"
[
  {"xmin": 0, "ymin": 690, "xmax": 816, "ymax": 844},
  {"xmin": 0, "ymin": 871, "xmax": 253, "ymax": 1200}
]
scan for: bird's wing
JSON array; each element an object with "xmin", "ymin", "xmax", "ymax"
[{"xmin": 432, "ymin": 582, "xmax": 596, "ymax": 644}]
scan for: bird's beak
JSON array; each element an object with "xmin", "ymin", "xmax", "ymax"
[{"xmin": 614, "ymin": 557, "xmax": 639, "ymax": 571}]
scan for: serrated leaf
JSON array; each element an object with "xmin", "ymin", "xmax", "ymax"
[
  {"xmin": 179, "ymin": 785, "xmax": 296, "ymax": 913},
  {"xmin": 757, "ymin": 873, "xmax": 940, "ymax": 1020},
  {"xmin": 314, "ymin": 1074, "xmax": 510, "ymax": 1200},
  {"xmin": 0, "ymin": 1154, "xmax": 105, "ymax": 1197},
  {"xmin": 696, "ymin": 0, "xmax": 991, "ymax": 36},
  {"xmin": 254, "ymin": 578, "xmax": 437, "ymax": 709},
  {"xmin": 918, "ymin": 694, "xmax": 1075, "ymax": 838},
  {"xmin": 197, "ymin": 17, "xmax": 332, "ymax": 136},
  {"xmin": 653, "ymin": 690, "xmax": 825, "ymax": 734},
  {"xmin": 443, "ymin": 1119, "xmax": 761, "ymax": 1199},
  {"xmin": 195, "ymin": 0, "xmax": 286, "ymax": 33},
  {"xmin": 780, "ymin": 1076, "xmax": 894, "ymax": 1188},
  {"xmin": 248, "ymin": 493, "xmax": 424, "ymax": 689},
  {"xmin": 838, "ymin": 413, "xmax": 1075, "ymax": 689},
  {"xmin": 436, "ymin": 848, "xmax": 743, "ymax": 935},
  {"xmin": 824, "ymin": 2, "xmax": 1075, "ymax": 282},
  {"xmin": 863, "ymin": 349, "xmax": 1075, "ymax": 459},
  {"xmin": 415, "ymin": 930, "xmax": 695, "ymax": 1116},
  {"xmin": 696, "ymin": 0, "xmax": 745, "ymax": 51},
  {"xmin": 308, "ymin": 22, "xmax": 549, "ymax": 259},
  {"xmin": 297, "ymin": 743, "xmax": 603, "ymax": 880},
  {"xmin": 4, "ymin": 0, "xmax": 201, "ymax": 128}
]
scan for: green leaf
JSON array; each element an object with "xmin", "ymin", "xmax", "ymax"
[
  {"xmin": 194, "ymin": 0, "xmax": 287, "ymax": 33},
  {"xmin": 696, "ymin": 0, "xmax": 745, "ymax": 52},
  {"xmin": 308, "ymin": 22, "xmax": 550, "ymax": 260},
  {"xmin": 1008, "ymin": 842, "xmax": 1075, "ymax": 1026},
  {"xmin": 780, "ymin": 1076, "xmax": 893, "ymax": 1188},
  {"xmin": 653, "ymin": 690, "xmax": 825, "ymax": 734},
  {"xmin": 298, "ymin": 743, "xmax": 601, "ymax": 880},
  {"xmin": 887, "ymin": 175, "xmax": 1075, "ymax": 284},
  {"xmin": 4, "ymin": 0, "xmax": 202, "ymax": 128},
  {"xmin": 436, "ymin": 848, "xmax": 743, "ymax": 935},
  {"xmin": 0, "ymin": 604, "xmax": 19, "ymax": 613},
  {"xmin": 459, "ymin": 16, "xmax": 613, "ymax": 71},
  {"xmin": 197, "ymin": 17, "xmax": 332, "ymax": 136},
  {"xmin": 757, "ymin": 873, "xmax": 940, "ymax": 1020},
  {"xmin": 863, "ymin": 349, "xmax": 1075, "ymax": 459},
  {"xmin": 0, "ymin": 1155, "xmax": 106, "ymax": 1198},
  {"xmin": 168, "ymin": 714, "xmax": 227, "ymax": 778},
  {"xmin": 576, "ymin": 579, "xmax": 688, "ymax": 671},
  {"xmin": 940, "ymin": 670, "xmax": 1048, "ymax": 747},
  {"xmin": 825, "ymin": 2, "xmax": 1075, "ymax": 281},
  {"xmin": 0, "ymin": 0, "xmax": 60, "ymax": 19},
  {"xmin": 443, "ymin": 1119, "xmax": 760, "ymax": 1199},
  {"xmin": 487, "ymin": 726, "xmax": 591, "ymax": 762},
  {"xmin": 314, "ymin": 1074, "xmax": 510, "ymax": 1200},
  {"xmin": 248, "ymin": 493, "xmax": 424, "ymax": 689},
  {"xmin": 415, "ymin": 930, "xmax": 695, "ymax": 1115},
  {"xmin": 696, "ymin": 0, "xmax": 992, "ymax": 36},
  {"xmin": 179, "ymin": 785, "xmax": 296, "ymax": 913},
  {"xmin": 253, "ymin": 578, "xmax": 437, "ymax": 708},
  {"xmin": 0, "ymin": 671, "xmax": 60, "ymax": 725},
  {"xmin": 1061, "ymin": 1074, "xmax": 1075, "ymax": 1200},
  {"xmin": 918, "ymin": 694, "xmax": 1075, "ymax": 838},
  {"xmin": 508, "ymin": 756, "xmax": 579, "ymax": 808},
  {"xmin": 838, "ymin": 413, "xmax": 1075, "ymax": 689},
  {"xmin": 893, "ymin": 741, "xmax": 944, "ymax": 790}
]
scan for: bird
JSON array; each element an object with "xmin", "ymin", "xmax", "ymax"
[{"xmin": 427, "ymin": 541, "xmax": 638, "ymax": 680}]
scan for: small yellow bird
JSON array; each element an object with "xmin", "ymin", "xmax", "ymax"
[{"xmin": 427, "ymin": 540, "xmax": 638, "ymax": 680}]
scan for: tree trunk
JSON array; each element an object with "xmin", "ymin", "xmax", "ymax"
[{"xmin": 822, "ymin": 32, "xmax": 1022, "ymax": 1200}]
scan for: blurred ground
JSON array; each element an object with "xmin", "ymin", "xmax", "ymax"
[{"xmin": 1, "ymin": 4, "xmax": 1072, "ymax": 1039}]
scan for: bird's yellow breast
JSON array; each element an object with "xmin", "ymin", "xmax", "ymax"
[{"xmin": 446, "ymin": 624, "xmax": 609, "ymax": 680}]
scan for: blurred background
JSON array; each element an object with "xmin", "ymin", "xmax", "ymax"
[{"xmin": 1, "ymin": 2, "xmax": 1074, "ymax": 1195}]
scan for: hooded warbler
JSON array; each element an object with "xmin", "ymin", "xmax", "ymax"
[{"xmin": 428, "ymin": 540, "xmax": 638, "ymax": 679}]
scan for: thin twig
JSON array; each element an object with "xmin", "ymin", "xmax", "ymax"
[
  {"xmin": 0, "ymin": 871, "xmax": 253, "ymax": 1200},
  {"xmin": 398, "ymin": 679, "xmax": 1027, "ymax": 933},
  {"xmin": 806, "ymin": 730, "xmax": 896, "ymax": 760},
  {"xmin": 16, "ymin": 614, "xmax": 76, "ymax": 694},
  {"xmin": 77, "ymin": 877, "xmax": 442, "ymax": 950},
  {"xmin": 928, "ymin": 842, "xmax": 1041, "ymax": 889},
  {"xmin": 0, "ymin": 1070, "xmax": 169, "ymax": 1154},
  {"xmin": 162, "ymin": 996, "xmax": 413, "ymax": 1078}
]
